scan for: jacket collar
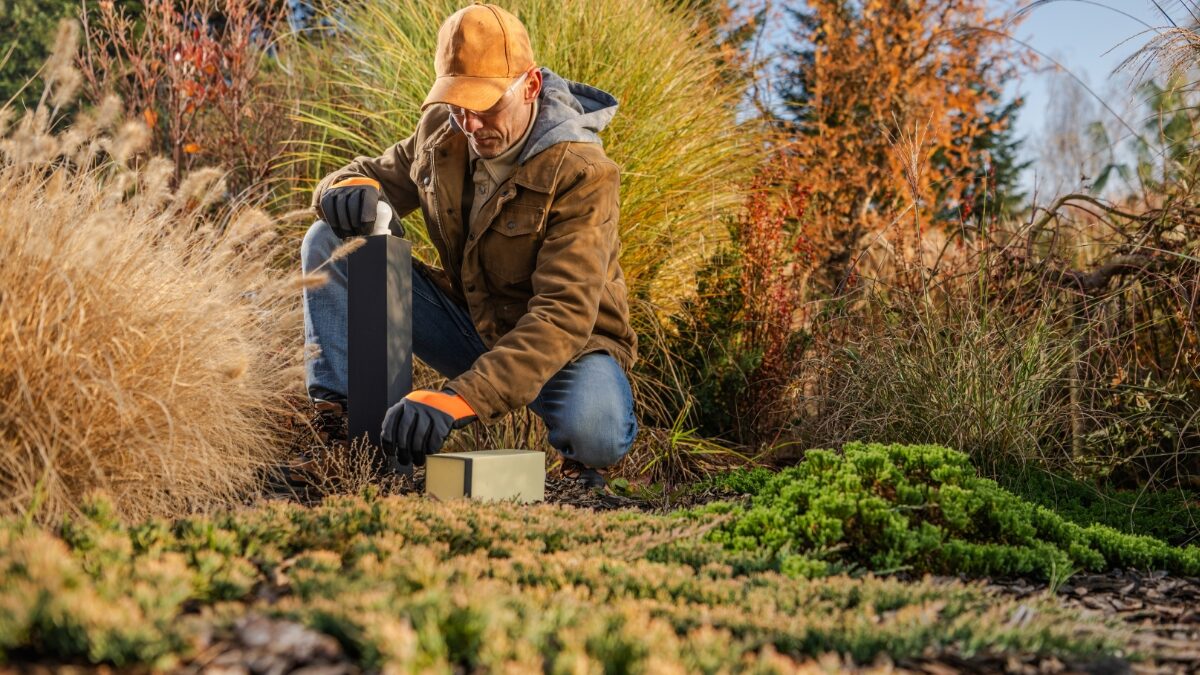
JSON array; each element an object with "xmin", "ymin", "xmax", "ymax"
[{"xmin": 435, "ymin": 113, "xmax": 567, "ymax": 194}]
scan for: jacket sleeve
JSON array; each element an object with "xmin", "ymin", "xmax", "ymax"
[
  {"xmin": 447, "ymin": 158, "xmax": 620, "ymax": 423},
  {"xmin": 311, "ymin": 130, "xmax": 422, "ymax": 221}
]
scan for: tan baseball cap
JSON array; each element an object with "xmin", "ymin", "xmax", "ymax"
[{"xmin": 422, "ymin": 2, "xmax": 536, "ymax": 112}]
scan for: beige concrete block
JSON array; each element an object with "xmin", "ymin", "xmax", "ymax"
[{"xmin": 425, "ymin": 449, "xmax": 545, "ymax": 503}]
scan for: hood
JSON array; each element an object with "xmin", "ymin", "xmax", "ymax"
[{"xmin": 517, "ymin": 67, "xmax": 618, "ymax": 164}]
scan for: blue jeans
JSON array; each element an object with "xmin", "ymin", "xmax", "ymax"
[{"xmin": 301, "ymin": 221, "xmax": 637, "ymax": 468}]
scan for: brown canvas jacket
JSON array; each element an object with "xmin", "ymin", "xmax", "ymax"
[{"xmin": 312, "ymin": 69, "xmax": 636, "ymax": 424}]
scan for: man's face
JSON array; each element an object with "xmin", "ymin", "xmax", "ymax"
[{"xmin": 450, "ymin": 69, "xmax": 543, "ymax": 159}]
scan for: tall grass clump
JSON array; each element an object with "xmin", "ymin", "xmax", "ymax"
[
  {"xmin": 802, "ymin": 283, "xmax": 1079, "ymax": 471},
  {"xmin": 285, "ymin": 0, "xmax": 764, "ymax": 310},
  {"xmin": 0, "ymin": 21, "xmax": 307, "ymax": 524}
]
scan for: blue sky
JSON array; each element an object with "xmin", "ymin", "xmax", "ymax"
[{"xmin": 1008, "ymin": 0, "xmax": 1183, "ymax": 193}]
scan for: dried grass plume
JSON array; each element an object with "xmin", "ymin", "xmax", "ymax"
[{"xmin": 0, "ymin": 24, "xmax": 305, "ymax": 522}]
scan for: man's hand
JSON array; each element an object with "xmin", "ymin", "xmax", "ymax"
[
  {"xmin": 381, "ymin": 390, "xmax": 477, "ymax": 465},
  {"xmin": 319, "ymin": 177, "xmax": 381, "ymax": 238}
]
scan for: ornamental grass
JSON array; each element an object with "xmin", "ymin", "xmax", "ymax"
[
  {"xmin": 0, "ymin": 21, "xmax": 308, "ymax": 524},
  {"xmin": 282, "ymin": 0, "xmax": 764, "ymax": 320}
]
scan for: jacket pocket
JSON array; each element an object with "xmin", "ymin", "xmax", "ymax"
[{"xmin": 481, "ymin": 203, "xmax": 544, "ymax": 285}]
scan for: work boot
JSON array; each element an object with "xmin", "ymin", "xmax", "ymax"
[
  {"xmin": 309, "ymin": 397, "xmax": 348, "ymax": 445},
  {"xmin": 560, "ymin": 458, "xmax": 607, "ymax": 490},
  {"xmin": 289, "ymin": 398, "xmax": 348, "ymax": 484}
]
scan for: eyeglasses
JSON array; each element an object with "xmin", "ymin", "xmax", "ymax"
[{"xmin": 448, "ymin": 72, "xmax": 529, "ymax": 123}]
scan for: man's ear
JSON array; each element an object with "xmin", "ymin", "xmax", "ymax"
[{"xmin": 524, "ymin": 68, "xmax": 543, "ymax": 102}]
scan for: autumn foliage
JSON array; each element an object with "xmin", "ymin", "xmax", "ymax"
[
  {"xmin": 781, "ymin": 0, "xmax": 1024, "ymax": 290},
  {"xmin": 79, "ymin": 0, "xmax": 292, "ymax": 198}
]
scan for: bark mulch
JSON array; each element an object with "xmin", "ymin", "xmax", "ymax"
[{"xmin": 982, "ymin": 571, "xmax": 1200, "ymax": 675}]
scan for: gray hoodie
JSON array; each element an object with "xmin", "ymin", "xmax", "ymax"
[{"xmin": 519, "ymin": 67, "xmax": 618, "ymax": 163}]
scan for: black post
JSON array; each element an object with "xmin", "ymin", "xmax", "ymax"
[{"xmin": 347, "ymin": 234, "xmax": 412, "ymax": 455}]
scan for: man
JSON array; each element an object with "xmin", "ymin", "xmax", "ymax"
[{"xmin": 299, "ymin": 2, "xmax": 638, "ymax": 488}]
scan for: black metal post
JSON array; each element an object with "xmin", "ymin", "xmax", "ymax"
[{"xmin": 347, "ymin": 234, "xmax": 412, "ymax": 455}]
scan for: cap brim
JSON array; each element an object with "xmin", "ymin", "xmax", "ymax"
[{"xmin": 421, "ymin": 74, "xmax": 515, "ymax": 111}]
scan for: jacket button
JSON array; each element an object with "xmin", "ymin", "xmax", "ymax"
[
  {"xmin": 506, "ymin": 221, "xmax": 516, "ymax": 229},
  {"xmin": 468, "ymin": 233, "xmax": 476, "ymax": 241},
  {"xmin": 422, "ymin": 176, "xmax": 430, "ymax": 186},
  {"xmin": 466, "ymin": 284, "xmax": 476, "ymax": 292}
]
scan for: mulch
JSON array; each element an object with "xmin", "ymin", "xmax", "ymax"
[{"xmin": 983, "ymin": 571, "xmax": 1200, "ymax": 674}]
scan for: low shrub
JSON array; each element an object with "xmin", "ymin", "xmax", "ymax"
[
  {"xmin": 0, "ymin": 492, "xmax": 1120, "ymax": 670},
  {"xmin": 672, "ymin": 443, "xmax": 1200, "ymax": 580}
]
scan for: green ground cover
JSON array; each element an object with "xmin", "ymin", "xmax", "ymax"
[
  {"xmin": 997, "ymin": 468, "xmax": 1200, "ymax": 546},
  {"xmin": 1, "ymin": 486, "xmax": 1122, "ymax": 672},
  {"xmin": 10, "ymin": 442, "xmax": 1198, "ymax": 670}
]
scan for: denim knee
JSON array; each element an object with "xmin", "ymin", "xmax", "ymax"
[
  {"xmin": 553, "ymin": 403, "xmax": 638, "ymax": 469},
  {"xmin": 300, "ymin": 220, "xmax": 341, "ymax": 273}
]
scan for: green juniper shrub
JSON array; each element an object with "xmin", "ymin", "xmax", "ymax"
[
  {"xmin": 668, "ymin": 442, "xmax": 1200, "ymax": 580},
  {"xmin": 696, "ymin": 466, "xmax": 777, "ymax": 497}
]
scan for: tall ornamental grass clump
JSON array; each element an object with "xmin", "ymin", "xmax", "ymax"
[
  {"xmin": 285, "ymin": 0, "xmax": 763, "ymax": 311},
  {"xmin": 798, "ymin": 278, "xmax": 1081, "ymax": 471},
  {"xmin": 0, "ymin": 21, "xmax": 308, "ymax": 524}
]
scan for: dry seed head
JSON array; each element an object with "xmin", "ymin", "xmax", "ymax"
[
  {"xmin": 321, "ymin": 237, "xmax": 366, "ymax": 267},
  {"xmin": 173, "ymin": 168, "xmax": 227, "ymax": 212},
  {"xmin": 279, "ymin": 208, "xmax": 319, "ymax": 223},
  {"xmin": 94, "ymin": 95, "xmax": 123, "ymax": 131},
  {"xmin": 227, "ymin": 208, "xmax": 274, "ymax": 244},
  {"xmin": 43, "ymin": 20, "xmax": 81, "ymax": 105},
  {"xmin": 288, "ymin": 271, "xmax": 330, "ymax": 291},
  {"xmin": 50, "ymin": 68, "xmax": 83, "ymax": 110},
  {"xmin": 111, "ymin": 120, "xmax": 150, "ymax": 165},
  {"xmin": 139, "ymin": 157, "xmax": 175, "ymax": 209},
  {"xmin": 47, "ymin": 20, "xmax": 80, "ymax": 71}
]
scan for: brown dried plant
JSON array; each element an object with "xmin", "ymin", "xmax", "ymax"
[
  {"xmin": 0, "ymin": 20, "xmax": 307, "ymax": 524},
  {"xmin": 79, "ymin": 0, "xmax": 295, "ymax": 201}
]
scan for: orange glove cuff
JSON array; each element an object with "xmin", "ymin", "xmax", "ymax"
[
  {"xmin": 330, "ymin": 176, "xmax": 381, "ymax": 190},
  {"xmin": 406, "ymin": 390, "xmax": 476, "ymax": 420}
]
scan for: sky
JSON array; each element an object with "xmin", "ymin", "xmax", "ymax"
[{"xmin": 1007, "ymin": 0, "xmax": 1188, "ymax": 194}]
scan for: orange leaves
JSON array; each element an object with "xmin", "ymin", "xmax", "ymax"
[{"xmin": 784, "ymin": 0, "xmax": 1025, "ymax": 290}]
